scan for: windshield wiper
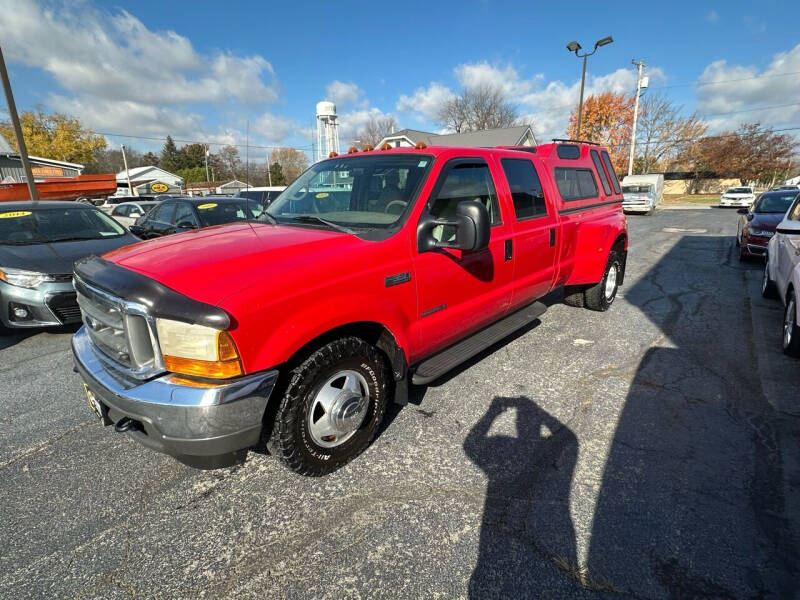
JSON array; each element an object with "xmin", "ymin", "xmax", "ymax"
[
  {"xmin": 290, "ymin": 215, "xmax": 357, "ymax": 235},
  {"xmin": 259, "ymin": 212, "xmax": 278, "ymax": 224},
  {"xmin": 49, "ymin": 236, "xmax": 106, "ymax": 242}
]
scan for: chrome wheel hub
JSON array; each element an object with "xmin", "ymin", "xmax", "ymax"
[
  {"xmin": 308, "ymin": 370, "xmax": 370, "ymax": 448},
  {"xmin": 785, "ymin": 298, "xmax": 795, "ymax": 348},
  {"xmin": 604, "ymin": 264, "xmax": 618, "ymax": 300}
]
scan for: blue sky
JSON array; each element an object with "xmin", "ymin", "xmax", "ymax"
[{"xmin": 1, "ymin": 0, "xmax": 798, "ymax": 161}]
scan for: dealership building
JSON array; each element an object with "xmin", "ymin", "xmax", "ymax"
[
  {"xmin": 114, "ymin": 165, "xmax": 184, "ymax": 196},
  {"xmin": 0, "ymin": 135, "xmax": 84, "ymax": 182}
]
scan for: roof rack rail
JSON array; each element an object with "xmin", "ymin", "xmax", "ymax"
[{"xmin": 551, "ymin": 138, "xmax": 598, "ymax": 145}]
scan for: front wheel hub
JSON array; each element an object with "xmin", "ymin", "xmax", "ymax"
[{"xmin": 308, "ymin": 370, "xmax": 370, "ymax": 448}]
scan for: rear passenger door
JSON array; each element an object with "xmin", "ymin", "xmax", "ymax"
[
  {"xmin": 497, "ymin": 157, "xmax": 558, "ymax": 307},
  {"xmin": 413, "ymin": 158, "xmax": 515, "ymax": 357}
]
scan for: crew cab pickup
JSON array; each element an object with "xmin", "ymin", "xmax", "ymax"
[{"xmin": 71, "ymin": 141, "xmax": 627, "ymax": 475}]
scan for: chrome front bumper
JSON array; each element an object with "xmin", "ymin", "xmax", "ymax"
[{"xmin": 72, "ymin": 327, "xmax": 279, "ymax": 468}]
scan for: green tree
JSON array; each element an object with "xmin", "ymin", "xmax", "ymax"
[
  {"xmin": 269, "ymin": 161, "xmax": 286, "ymax": 185},
  {"xmin": 143, "ymin": 151, "xmax": 159, "ymax": 166},
  {"xmin": 160, "ymin": 136, "xmax": 181, "ymax": 172},
  {"xmin": 175, "ymin": 166, "xmax": 209, "ymax": 183},
  {"xmin": 0, "ymin": 110, "xmax": 105, "ymax": 165},
  {"xmin": 179, "ymin": 143, "xmax": 206, "ymax": 169}
]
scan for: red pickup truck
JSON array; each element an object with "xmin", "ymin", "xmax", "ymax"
[{"xmin": 72, "ymin": 141, "xmax": 627, "ymax": 475}]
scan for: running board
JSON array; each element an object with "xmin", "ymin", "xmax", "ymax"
[{"xmin": 411, "ymin": 301, "xmax": 547, "ymax": 385}]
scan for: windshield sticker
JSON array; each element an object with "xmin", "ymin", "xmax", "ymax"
[
  {"xmin": 0, "ymin": 211, "xmax": 32, "ymax": 219},
  {"xmin": 315, "ymin": 192, "xmax": 329, "ymax": 198},
  {"xmin": 197, "ymin": 203, "xmax": 217, "ymax": 209},
  {"xmin": 418, "ymin": 160, "xmax": 428, "ymax": 167}
]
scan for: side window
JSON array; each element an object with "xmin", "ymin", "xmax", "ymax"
[
  {"xmin": 590, "ymin": 150, "xmax": 612, "ymax": 195},
  {"xmin": 500, "ymin": 158, "xmax": 547, "ymax": 220},
  {"xmin": 429, "ymin": 161, "xmax": 500, "ymax": 242},
  {"xmin": 151, "ymin": 202, "xmax": 175, "ymax": 222},
  {"xmin": 111, "ymin": 205, "xmax": 128, "ymax": 217},
  {"xmin": 554, "ymin": 168, "xmax": 599, "ymax": 201},
  {"xmin": 173, "ymin": 203, "xmax": 198, "ymax": 226},
  {"xmin": 600, "ymin": 150, "xmax": 621, "ymax": 194},
  {"xmin": 789, "ymin": 197, "xmax": 800, "ymax": 221}
]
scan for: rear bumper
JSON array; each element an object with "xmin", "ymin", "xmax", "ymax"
[{"xmin": 72, "ymin": 327, "xmax": 279, "ymax": 468}]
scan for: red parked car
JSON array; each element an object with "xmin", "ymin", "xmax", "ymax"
[
  {"xmin": 71, "ymin": 141, "xmax": 627, "ymax": 475},
  {"xmin": 736, "ymin": 190, "xmax": 800, "ymax": 260}
]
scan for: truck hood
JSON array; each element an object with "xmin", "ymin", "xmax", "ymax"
[{"xmin": 102, "ymin": 222, "xmax": 365, "ymax": 305}]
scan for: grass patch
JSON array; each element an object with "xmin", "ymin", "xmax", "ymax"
[{"xmin": 662, "ymin": 194, "xmax": 719, "ymax": 204}]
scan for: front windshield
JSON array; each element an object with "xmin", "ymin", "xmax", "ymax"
[
  {"xmin": 623, "ymin": 185, "xmax": 652, "ymax": 194},
  {"xmin": 754, "ymin": 193, "xmax": 798, "ymax": 214},
  {"xmin": 0, "ymin": 206, "xmax": 126, "ymax": 244},
  {"xmin": 195, "ymin": 200, "xmax": 261, "ymax": 226},
  {"xmin": 727, "ymin": 187, "xmax": 752, "ymax": 194},
  {"xmin": 266, "ymin": 154, "xmax": 433, "ymax": 230}
]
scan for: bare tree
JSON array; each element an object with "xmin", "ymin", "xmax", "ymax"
[
  {"xmin": 436, "ymin": 84, "xmax": 518, "ymax": 133},
  {"xmin": 357, "ymin": 115, "xmax": 398, "ymax": 147},
  {"xmin": 270, "ymin": 147, "xmax": 309, "ymax": 184},
  {"xmin": 635, "ymin": 93, "xmax": 707, "ymax": 173}
]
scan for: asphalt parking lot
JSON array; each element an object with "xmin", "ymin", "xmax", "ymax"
[{"xmin": 2, "ymin": 208, "xmax": 799, "ymax": 599}]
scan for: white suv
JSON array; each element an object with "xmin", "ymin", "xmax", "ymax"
[
  {"xmin": 720, "ymin": 186, "xmax": 755, "ymax": 207},
  {"xmin": 763, "ymin": 195, "xmax": 800, "ymax": 356}
]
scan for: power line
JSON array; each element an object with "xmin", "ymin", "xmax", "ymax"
[
  {"xmin": 93, "ymin": 130, "xmax": 315, "ymax": 152},
  {"xmin": 698, "ymin": 102, "xmax": 800, "ymax": 118},
  {"xmin": 650, "ymin": 70, "xmax": 800, "ymax": 91},
  {"xmin": 606, "ymin": 125, "xmax": 800, "ymax": 148}
]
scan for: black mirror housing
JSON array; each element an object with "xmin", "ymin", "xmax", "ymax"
[
  {"xmin": 417, "ymin": 200, "xmax": 491, "ymax": 253},
  {"xmin": 737, "ymin": 208, "xmax": 749, "ymax": 215}
]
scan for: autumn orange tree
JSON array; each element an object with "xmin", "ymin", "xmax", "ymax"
[{"xmin": 566, "ymin": 92, "xmax": 633, "ymax": 173}]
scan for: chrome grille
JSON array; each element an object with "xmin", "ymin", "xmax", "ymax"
[{"xmin": 74, "ymin": 277, "xmax": 163, "ymax": 379}]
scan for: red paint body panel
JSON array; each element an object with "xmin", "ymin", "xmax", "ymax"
[{"xmin": 102, "ymin": 144, "xmax": 627, "ymax": 375}]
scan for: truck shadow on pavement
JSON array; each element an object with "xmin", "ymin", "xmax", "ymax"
[{"xmin": 466, "ymin": 234, "xmax": 800, "ymax": 598}]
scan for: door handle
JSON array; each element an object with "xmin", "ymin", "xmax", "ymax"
[
  {"xmin": 504, "ymin": 239, "xmax": 513, "ymax": 261},
  {"xmin": 549, "ymin": 228, "xmax": 556, "ymax": 247}
]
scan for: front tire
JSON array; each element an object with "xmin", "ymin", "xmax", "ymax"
[
  {"xmin": 583, "ymin": 250, "xmax": 622, "ymax": 311},
  {"xmin": 782, "ymin": 292, "xmax": 800, "ymax": 358},
  {"xmin": 268, "ymin": 337, "xmax": 389, "ymax": 476},
  {"xmin": 762, "ymin": 260, "xmax": 778, "ymax": 299}
]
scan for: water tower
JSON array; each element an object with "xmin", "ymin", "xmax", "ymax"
[{"xmin": 316, "ymin": 101, "xmax": 340, "ymax": 161}]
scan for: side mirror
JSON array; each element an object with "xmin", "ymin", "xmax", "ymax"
[
  {"xmin": 417, "ymin": 200, "xmax": 491, "ymax": 253},
  {"xmin": 129, "ymin": 225, "xmax": 144, "ymax": 236},
  {"xmin": 776, "ymin": 219, "xmax": 800, "ymax": 235},
  {"xmin": 736, "ymin": 208, "xmax": 749, "ymax": 215}
]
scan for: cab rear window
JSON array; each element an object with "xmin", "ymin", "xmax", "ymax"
[
  {"xmin": 600, "ymin": 150, "xmax": 621, "ymax": 194},
  {"xmin": 554, "ymin": 168, "xmax": 599, "ymax": 201}
]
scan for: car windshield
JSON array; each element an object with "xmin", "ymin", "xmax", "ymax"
[
  {"xmin": 727, "ymin": 187, "xmax": 752, "ymax": 194},
  {"xmin": 623, "ymin": 185, "xmax": 652, "ymax": 194},
  {"xmin": 194, "ymin": 200, "xmax": 261, "ymax": 226},
  {"xmin": 0, "ymin": 206, "xmax": 126, "ymax": 244},
  {"xmin": 754, "ymin": 193, "xmax": 797, "ymax": 213},
  {"xmin": 265, "ymin": 154, "xmax": 433, "ymax": 230}
]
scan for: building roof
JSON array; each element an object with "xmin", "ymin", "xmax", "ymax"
[
  {"xmin": 380, "ymin": 125, "xmax": 536, "ymax": 148},
  {"xmin": 0, "ymin": 135, "xmax": 84, "ymax": 169},
  {"xmin": 116, "ymin": 165, "xmax": 184, "ymax": 184}
]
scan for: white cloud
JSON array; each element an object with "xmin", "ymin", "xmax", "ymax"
[
  {"xmin": 338, "ymin": 107, "xmax": 395, "ymax": 144},
  {"xmin": 0, "ymin": 0, "xmax": 282, "ymax": 145},
  {"xmin": 695, "ymin": 43, "xmax": 800, "ymax": 132},
  {"xmin": 325, "ymin": 81, "xmax": 364, "ymax": 107},
  {"xmin": 396, "ymin": 82, "xmax": 455, "ymax": 121},
  {"xmin": 252, "ymin": 112, "xmax": 296, "ymax": 144},
  {"xmin": 454, "ymin": 62, "xmax": 537, "ymax": 97}
]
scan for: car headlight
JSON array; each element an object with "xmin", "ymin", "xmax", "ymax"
[
  {"xmin": 155, "ymin": 318, "xmax": 243, "ymax": 379},
  {"xmin": 0, "ymin": 267, "xmax": 56, "ymax": 289},
  {"xmin": 749, "ymin": 228, "xmax": 773, "ymax": 237}
]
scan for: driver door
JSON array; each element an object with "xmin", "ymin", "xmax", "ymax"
[{"xmin": 412, "ymin": 158, "xmax": 515, "ymax": 358}]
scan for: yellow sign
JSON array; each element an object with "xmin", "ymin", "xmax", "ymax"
[
  {"xmin": 151, "ymin": 183, "xmax": 169, "ymax": 193},
  {"xmin": 315, "ymin": 192, "xmax": 329, "ymax": 198},
  {"xmin": 32, "ymin": 166, "xmax": 65, "ymax": 178},
  {"xmin": 197, "ymin": 203, "xmax": 217, "ymax": 210},
  {"xmin": 0, "ymin": 211, "xmax": 32, "ymax": 219}
]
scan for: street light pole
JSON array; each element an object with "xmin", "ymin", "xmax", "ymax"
[
  {"xmin": 628, "ymin": 60, "xmax": 646, "ymax": 176},
  {"xmin": 566, "ymin": 36, "xmax": 614, "ymax": 140},
  {"xmin": 0, "ymin": 46, "xmax": 38, "ymax": 201}
]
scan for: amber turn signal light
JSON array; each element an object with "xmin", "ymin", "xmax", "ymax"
[
  {"xmin": 163, "ymin": 330, "xmax": 243, "ymax": 379},
  {"xmin": 415, "ymin": 141, "xmax": 427, "ymax": 149},
  {"xmin": 362, "ymin": 144, "xmax": 374, "ymax": 151},
  {"xmin": 347, "ymin": 146, "xmax": 358, "ymax": 153},
  {"xmin": 328, "ymin": 151, "xmax": 338, "ymax": 158}
]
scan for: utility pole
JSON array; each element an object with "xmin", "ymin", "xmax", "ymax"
[
  {"xmin": 0, "ymin": 46, "xmax": 38, "ymax": 201},
  {"xmin": 121, "ymin": 144, "xmax": 136, "ymax": 197},
  {"xmin": 204, "ymin": 145, "xmax": 210, "ymax": 182},
  {"xmin": 245, "ymin": 119, "xmax": 250, "ymax": 190},
  {"xmin": 628, "ymin": 60, "xmax": 646, "ymax": 176},
  {"xmin": 267, "ymin": 151, "xmax": 272, "ymax": 186}
]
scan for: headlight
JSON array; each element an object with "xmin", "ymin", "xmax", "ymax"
[
  {"xmin": 155, "ymin": 318, "xmax": 243, "ymax": 379},
  {"xmin": 749, "ymin": 228, "xmax": 773, "ymax": 237},
  {"xmin": 0, "ymin": 267, "xmax": 55, "ymax": 289}
]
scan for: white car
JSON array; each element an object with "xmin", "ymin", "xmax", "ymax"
[
  {"xmin": 763, "ymin": 197, "xmax": 800, "ymax": 356},
  {"xmin": 109, "ymin": 201, "xmax": 159, "ymax": 228},
  {"xmin": 720, "ymin": 186, "xmax": 756, "ymax": 207}
]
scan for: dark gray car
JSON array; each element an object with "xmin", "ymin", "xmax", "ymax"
[{"xmin": 0, "ymin": 201, "xmax": 140, "ymax": 332}]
